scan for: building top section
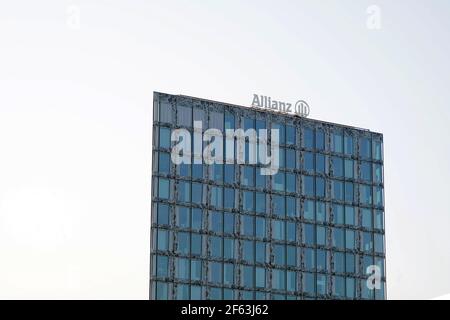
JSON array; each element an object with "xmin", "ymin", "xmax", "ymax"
[{"xmin": 153, "ymin": 91, "xmax": 383, "ymax": 138}]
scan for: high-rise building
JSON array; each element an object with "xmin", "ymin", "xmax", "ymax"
[{"xmin": 150, "ymin": 92, "xmax": 386, "ymax": 300}]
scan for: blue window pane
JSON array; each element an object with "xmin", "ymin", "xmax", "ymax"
[
  {"xmin": 191, "ymin": 285, "xmax": 201, "ymax": 300},
  {"xmin": 224, "ymin": 213, "xmax": 234, "ymax": 234},
  {"xmin": 304, "ymin": 273, "xmax": 315, "ymax": 294},
  {"xmin": 334, "ymin": 252, "xmax": 345, "ymax": 273},
  {"xmin": 346, "ymin": 230, "xmax": 355, "ymax": 250},
  {"xmin": 176, "ymin": 257, "xmax": 190, "ymax": 280},
  {"xmin": 316, "ymin": 129, "xmax": 325, "ymax": 150},
  {"xmin": 191, "ymin": 259, "xmax": 202, "ymax": 281},
  {"xmin": 256, "ymin": 267, "xmax": 266, "ymax": 288},
  {"xmin": 346, "ymin": 278, "xmax": 355, "ymax": 299},
  {"xmin": 344, "ymin": 134, "xmax": 353, "ymax": 155},
  {"xmin": 333, "ymin": 276, "xmax": 345, "ymax": 297},
  {"xmin": 209, "ymin": 262, "xmax": 222, "ymax": 284},
  {"xmin": 286, "ymin": 173, "xmax": 296, "ymax": 193},
  {"xmin": 177, "ymin": 232, "xmax": 190, "ymax": 254},
  {"xmin": 316, "ymin": 154, "xmax": 325, "ymax": 173},
  {"xmin": 374, "ymin": 233, "xmax": 384, "ymax": 253},
  {"xmin": 332, "ymin": 228, "xmax": 345, "ymax": 248},
  {"xmin": 210, "ymin": 211, "xmax": 222, "ymax": 233},
  {"xmin": 361, "ymin": 161, "xmax": 372, "ymax": 182},
  {"xmin": 224, "ymin": 164, "xmax": 234, "ymax": 183},
  {"xmin": 242, "ymin": 265, "xmax": 254, "ymax": 288},
  {"xmin": 374, "ymin": 187, "xmax": 383, "ymax": 207},
  {"xmin": 179, "ymin": 162, "xmax": 190, "ymax": 177},
  {"xmin": 316, "ymin": 201, "xmax": 327, "ymax": 222},
  {"xmin": 157, "ymin": 203, "xmax": 169, "ymax": 225},
  {"xmin": 191, "ymin": 233, "xmax": 202, "ymax": 255},
  {"xmin": 362, "ymin": 208, "xmax": 372, "ymax": 229},
  {"xmin": 255, "ymin": 192, "xmax": 266, "ymax": 213},
  {"xmin": 303, "ymin": 176, "xmax": 314, "ymax": 197},
  {"xmin": 374, "ymin": 210, "xmax": 384, "ymax": 230},
  {"xmin": 304, "ymin": 248, "xmax": 315, "ymax": 270},
  {"xmin": 317, "ymin": 250, "xmax": 328, "ymax": 271},
  {"xmin": 243, "ymin": 191, "xmax": 254, "ymax": 212},
  {"xmin": 362, "ymin": 232, "xmax": 373, "ymax": 252},
  {"xmin": 303, "ymin": 224, "xmax": 314, "ymax": 245},
  {"xmin": 286, "ymin": 125, "xmax": 295, "ymax": 145},
  {"xmin": 272, "ymin": 269, "xmax": 285, "ymax": 290},
  {"xmin": 224, "ymin": 263, "xmax": 234, "ymax": 285},
  {"xmin": 157, "ymin": 229, "xmax": 169, "ymax": 251},
  {"xmin": 274, "ymin": 244, "xmax": 285, "ymax": 266},
  {"xmin": 304, "ymin": 200, "xmax": 315, "ymax": 220},
  {"xmin": 255, "ymin": 217, "xmax": 266, "ymax": 238},
  {"xmin": 244, "ymin": 117, "xmax": 254, "ymax": 130},
  {"xmin": 332, "ymin": 180, "xmax": 344, "ymax": 201},
  {"xmin": 159, "ymin": 152, "xmax": 170, "ymax": 174},
  {"xmin": 286, "ymin": 149, "xmax": 296, "ymax": 169},
  {"xmin": 273, "ymin": 195, "xmax": 285, "ymax": 217},
  {"xmin": 272, "ymin": 123, "xmax": 285, "ymax": 144},
  {"xmin": 332, "ymin": 131, "xmax": 343, "ymax": 153},
  {"xmin": 345, "ymin": 182, "xmax": 354, "ymax": 202},
  {"xmin": 177, "ymin": 284, "xmax": 190, "ymax": 299},
  {"xmin": 332, "ymin": 157, "xmax": 343, "ymax": 177},
  {"xmin": 178, "ymin": 181, "xmax": 190, "ymax": 202},
  {"xmin": 192, "ymin": 163, "xmax": 203, "ymax": 179},
  {"xmin": 156, "ymin": 282, "xmax": 168, "ymax": 300},
  {"xmin": 360, "ymin": 184, "xmax": 372, "ymax": 205},
  {"xmin": 273, "ymin": 220, "xmax": 285, "ymax": 241},
  {"xmin": 317, "ymin": 274, "xmax": 327, "ymax": 295},
  {"xmin": 242, "ymin": 240, "xmax": 254, "ymax": 263},
  {"xmin": 177, "ymin": 206, "xmax": 190, "ymax": 228},
  {"xmin": 304, "ymin": 152, "xmax": 314, "ymax": 172},
  {"xmin": 273, "ymin": 172, "xmax": 285, "ymax": 191},
  {"xmin": 316, "ymin": 177, "xmax": 325, "ymax": 198},
  {"xmin": 256, "ymin": 242, "xmax": 266, "ymax": 263},
  {"xmin": 192, "ymin": 183, "xmax": 202, "ymax": 204},
  {"xmin": 156, "ymin": 255, "xmax": 168, "ymax": 277},
  {"xmin": 209, "ymin": 287, "xmax": 222, "ymax": 300},
  {"xmin": 287, "ymin": 271, "xmax": 297, "ymax": 292},
  {"xmin": 345, "ymin": 206, "xmax": 355, "ymax": 225},
  {"xmin": 333, "ymin": 204, "xmax": 344, "ymax": 224},
  {"xmin": 287, "ymin": 222, "xmax": 296, "ymax": 242},
  {"xmin": 224, "ymin": 238, "xmax": 234, "ymax": 259},
  {"xmin": 224, "ymin": 188, "xmax": 235, "ymax": 209},
  {"xmin": 159, "ymin": 127, "xmax": 171, "ymax": 149},
  {"xmin": 212, "ymin": 164, "xmax": 223, "ymax": 182},
  {"xmin": 360, "ymin": 137, "xmax": 372, "ymax": 159},
  {"xmin": 256, "ymin": 119, "xmax": 266, "ymax": 132},
  {"xmin": 211, "ymin": 186, "xmax": 223, "ymax": 208},
  {"xmin": 287, "ymin": 245, "xmax": 296, "ymax": 266},
  {"xmin": 303, "ymin": 128, "xmax": 314, "ymax": 149},
  {"xmin": 242, "ymin": 166, "xmax": 254, "ymax": 186},
  {"xmin": 286, "ymin": 196, "xmax": 296, "ymax": 217},
  {"xmin": 344, "ymin": 159, "xmax": 354, "ymax": 179},
  {"xmin": 225, "ymin": 112, "xmax": 235, "ymax": 130},
  {"xmin": 255, "ymin": 169, "xmax": 266, "ymax": 188},
  {"xmin": 374, "ymin": 140, "xmax": 383, "ymax": 160},
  {"xmin": 374, "ymin": 164, "xmax": 383, "ymax": 183},
  {"xmin": 210, "ymin": 236, "xmax": 222, "ymax": 258},
  {"xmin": 317, "ymin": 226, "xmax": 326, "ymax": 246},
  {"xmin": 346, "ymin": 253, "xmax": 355, "ymax": 273},
  {"xmin": 158, "ymin": 178, "xmax": 170, "ymax": 199},
  {"xmin": 192, "ymin": 209, "xmax": 202, "ymax": 230},
  {"xmin": 241, "ymin": 215, "xmax": 254, "ymax": 236}
]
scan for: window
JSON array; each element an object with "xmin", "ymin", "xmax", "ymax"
[
  {"xmin": 272, "ymin": 123, "xmax": 285, "ymax": 145},
  {"xmin": 361, "ymin": 161, "xmax": 372, "ymax": 182},
  {"xmin": 194, "ymin": 106, "xmax": 205, "ymax": 124},
  {"xmin": 156, "ymin": 255, "xmax": 168, "ymax": 277},
  {"xmin": 273, "ymin": 195, "xmax": 285, "ymax": 217},
  {"xmin": 287, "ymin": 222, "xmax": 296, "ymax": 242},
  {"xmin": 303, "ymin": 224, "xmax": 314, "ymax": 245},
  {"xmin": 242, "ymin": 240, "xmax": 254, "ymax": 263},
  {"xmin": 159, "ymin": 127, "xmax": 171, "ymax": 148},
  {"xmin": 286, "ymin": 173, "xmax": 296, "ymax": 193},
  {"xmin": 255, "ymin": 217, "xmax": 266, "ymax": 238},
  {"xmin": 303, "ymin": 176, "xmax": 314, "ymax": 197},
  {"xmin": 191, "ymin": 233, "xmax": 202, "ymax": 255},
  {"xmin": 344, "ymin": 133, "xmax": 353, "ymax": 155},
  {"xmin": 224, "ymin": 188, "xmax": 235, "ymax": 209},
  {"xmin": 362, "ymin": 232, "xmax": 373, "ymax": 252},
  {"xmin": 211, "ymin": 186, "xmax": 223, "ymax": 207},
  {"xmin": 286, "ymin": 149, "xmax": 296, "ymax": 169},
  {"xmin": 345, "ymin": 182, "xmax": 354, "ymax": 202},
  {"xmin": 374, "ymin": 187, "xmax": 383, "ymax": 207},
  {"xmin": 331, "ymin": 156, "xmax": 343, "ymax": 177},
  {"xmin": 304, "ymin": 200, "xmax": 315, "ymax": 220},
  {"xmin": 273, "ymin": 172, "xmax": 285, "ymax": 192},
  {"xmin": 191, "ymin": 285, "xmax": 201, "ymax": 300},
  {"xmin": 303, "ymin": 273, "xmax": 315, "ymax": 294},
  {"xmin": 287, "ymin": 245, "xmax": 296, "ymax": 266},
  {"xmin": 286, "ymin": 125, "xmax": 296, "ymax": 145},
  {"xmin": 224, "ymin": 238, "xmax": 234, "ymax": 259},
  {"xmin": 375, "ymin": 233, "xmax": 384, "ymax": 253},
  {"xmin": 243, "ymin": 191, "xmax": 254, "ymax": 212},
  {"xmin": 274, "ymin": 244, "xmax": 285, "ymax": 266},
  {"xmin": 210, "ymin": 236, "xmax": 222, "ymax": 257},
  {"xmin": 224, "ymin": 263, "xmax": 234, "ymax": 285},
  {"xmin": 157, "ymin": 203, "xmax": 169, "ymax": 226},
  {"xmin": 176, "ymin": 257, "xmax": 190, "ymax": 280},
  {"xmin": 360, "ymin": 184, "xmax": 372, "ymax": 205},
  {"xmin": 317, "ymin": 226, "xmax": 326, "ymax": 246},
  {"xmin": 346, "ymin": 253, "xmax": 355, "ymax": 273},
  {"xmin": 156, "ymin": 282, "xmax": 168, "ymax": 300},
  {"xmin": 332, "ymin": 131, "xmax": 343, "ymax": 153},
  {"xmin": 256, "ymin": 242, "xmax": 266, "ymax": 263},
  {"xmin": 273, "ymin": 220, "xmax": 285, "ymax": 241},
  {"xmin": 256, "ymin": 267, "xmax": 266, "ymax": 288},
  {"xmin": 209, "ymin": 262, "xmax": 222, "ymax": 284},
  {"xmin": 331, "ymin": 180, "xmax": 344, "ymax": 201},
  {"xmin": 210, "ymin": 211, "xmax": 222, "ymax": 233},
  {"xmin": 256, "ymin": 169, "xmax": 266, "ymax": 188},
  {"xmin": 317, "ymin": 274, "xmax": 327, "ymax": 295},
  {"xmin": 178, "ymin": 181, "xmax": 190, "ymax": 202},
  {"xmin": 333, "ymin": 276, "xmax": 345, "ymax": 297},
  {"xmin": 304, "ymin": 248, "xmax": 315, "ymax": 270},
  {"xmin": 287, "ymin": 271, "xmax": 297, "ymax": 292},
  {"xmin": 334, "ymin": 252, "xmax": 345, "ymax": 273},
  {"xmin": 192, "ymin": 209, "xmax": 202, "ymax": 230},
  {"xmin": 177, "ymin": 104, "xmax": 192, "ymax": 127},
  {"xmin": 316, "ymin": 129, "xmax": 325, "ymax": 150},
  {"xmin": 360, "ymin": 137, "xmax": 371, "ymax": 159},
  {"xmin": 346, "ymin": 278, "xmax": 355, "ymax": 299},
  {"xmin": 362, "ymin": 208, "xmax": 372, "ymax": 229},
  {"xmin": 345, "ymin": 230, "xmax": 355, "ymax": 250},
  {"xmin": 193, "ymin": 163, "xmax": 203, "ymax": 179},
  {"xmin": 157, "ymin": 229, "xmax": 169, "ymax": 251},
  {"xmin": 255, "ymin": 193, "xmax": 266, "ymax": 213},
  {"xmin": 159, "ymin": 152, "xmax": 170, "ymax": 174},
  {"xmin": 286, "ymin": 196, "xmax": 296, "ymax": 217},
  {"xmin": 210, "ymin": 111, "xmax": 223, "ymax": 131},
  {"xmin": 241, "ymin": 215, "xmax": 254, "ymax": 236},
  {"xmin": 242, "ymin": 166, "xmax": 254, "ymax": 187},
  {"xmin": 316, "ymin": 153, "xmax": 325, "ymax": 173},
  {"xmin": 374, "ymin": 164, "xmax": 383, "ymax": 183},
  {"xmin": 303, "ymin": 128, "xmax": 314, "ymax": 149},
  {"xmin": 177, "ymin": 206, "xmax": 190, "ymax": 228},
  {"xmin": 316, "ymin": 177, "xmax": 325, "ymax": 197},
  {"xmin": 272, "ymin": 269, "xmax": 286, "ymax": 290},
  {"xmin": 224, "ymin": 164, "xmax": 234, "ymax": 183},
  {"xmin": 345, "ymin": 206, "xmax": 355, "ymax": 225},
  {"xmin": 191, "ymin": 259, "xmax": 202, "ymax": 281},
  {"xmin": 192, "ymin": 183, "xmax": 202, "ymax": 204},
  {"xmin": 158, "ymin": 178, "xmax": 170, "ymax": 199},
  {"xmin": 179, "ymin": 162, "xmax": 190, "ymax": 177},
  {"xmin": 374, "ymin": 210, "xmax": 384, "ymax": 230},
  {"xmin": 212, "ymin": 164, "xmax": 223, "ymax": 182},
  {"xmin": 316, "ymin": 201, "xmax": 327, "ymax": 222},
  {"xmin": 210, "ymin": 287, "xmax": 222, "ymax": 300},
  {"xmin": 225, "ymin": 112, "xmax": 235, "ymax": 130},
  {"xmin": 177, "ymin": 232, "xmax": 190, "ymax": 254},
  {"xmin": 224, "ymin": 213, "xmax": 234, "ymax": 234},
  {"xmin": 304, "ymin": 152, "xmax": 314, "ymax": 172},
  {"xmin": 244, "ymin": 117, "xmax": 254, "ymax": 131},
  {"xmin": 242, "ymin": 265, "xmax": 254, "ymax": 288},
  {"xmin": 374, "ymin": 140, "xmax": 383, "ymax": 160},
  {"xmin": 332, "ymin": 228, "xmax": 344, "ymax": 248},
  {"xmin": 344, "ymin": 159, "xmax": 354, "ymax": 179}
]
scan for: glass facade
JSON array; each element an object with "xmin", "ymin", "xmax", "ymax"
[{"xmin": 151, "ymin": 92, "xmax": 386, "ymax": 300}]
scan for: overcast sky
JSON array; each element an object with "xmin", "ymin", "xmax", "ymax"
[{"xmin": 1, "ymin": 0, "xmax": 450, "ymax": 299}]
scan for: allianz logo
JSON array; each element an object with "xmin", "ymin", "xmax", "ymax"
[{"xmin": 251, "ymin": 94, "xmax": 310, "ymax": 118}]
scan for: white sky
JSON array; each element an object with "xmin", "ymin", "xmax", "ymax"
[{"xmin": 1, "ymin": 0, "xmax": 449, "ymax": 299}]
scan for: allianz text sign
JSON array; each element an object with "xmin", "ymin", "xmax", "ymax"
[{"xmin": 251, "ymin": 94, "xmax": 310, "ymax": 118}]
